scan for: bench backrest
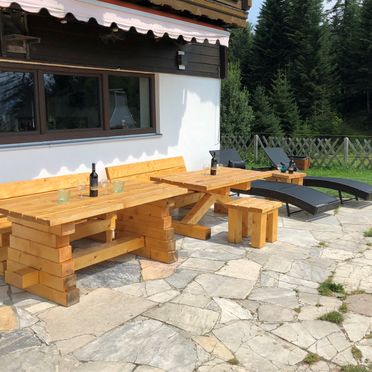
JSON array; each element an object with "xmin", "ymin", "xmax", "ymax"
[
  {"xmin": 0, "ymin": 173, "xmax": 90, "ymax": 201},
  {"xmin": 105, "ymin": 157, "xmax": 186, "ymax": 182}
]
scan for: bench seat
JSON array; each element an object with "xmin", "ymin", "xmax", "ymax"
[{"xmin": 0, "ymin": 173, "xmax": 90, "ymax": 276}]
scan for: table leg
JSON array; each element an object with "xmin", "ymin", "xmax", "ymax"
[
  {"xmin": 116, "ymin": 201, "xmax": 177, "ymax": 263},
  {"xmin": 170, "ymin": 194, "xmax": 217, "ymax": 241},
  {"xmin": 0, "ymin": 230, "xmax": 10, "ymax": 276},
  {"xmin": 5, "ymin": 220, "xmax": 79, "ymax": 306},
  {"xmin": 292, "ymin": 177, "xmax": 304, "ymax": 185}
]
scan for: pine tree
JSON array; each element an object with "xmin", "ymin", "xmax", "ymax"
[
  {"xmin": 251, "ymin": 0, "xmax": 292, "ymax": 89},
  {"xmin": 329, "ymin": 0, "xmax": 362, "ymax": 111},
  {"xmin": 220, "ymin": 62, "xmax": 254, "ymax": 138},
  {"xmin": 252, "ymin": 86, "xmax": 283, "ymax": 135},
  {"xmin": 270, "ymin": 71, "xmax": 302, "ymax": 135},
  {"xmin": 308, "ymin": 94, "xmax": 343, "ymax": 135},
  {"xmin": 228, "ymin": 24, "xmax": 254, "ymax": 89},
  {"xmin": 287, "ymin": 0, "xmax": 335, "ymax": 118},
  {"xmin": 355, "ymin": 0, "xmax": 372, "ymax": 115}
]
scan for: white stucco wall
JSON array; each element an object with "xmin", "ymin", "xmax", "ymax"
[{"xmin": 0, "ymin": 73, "xmax": 221, "ymax": 183}]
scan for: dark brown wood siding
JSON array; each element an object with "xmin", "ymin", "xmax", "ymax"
[{"xmin": 3, "ymin": 13, "xmax": 224, "ymax": 79}]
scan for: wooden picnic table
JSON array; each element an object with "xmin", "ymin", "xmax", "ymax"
[
  {"xmin": 151, "ymin": 167, "xmax": 274, "ymax": 240},
  {"xmin": 0, "ymin": 180, "xmax": 188, "ymax": 306}
]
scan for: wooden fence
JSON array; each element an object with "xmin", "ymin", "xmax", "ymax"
[{"xmin": 221, "ymin": 134, "xmax": 372, "ymax": 169}]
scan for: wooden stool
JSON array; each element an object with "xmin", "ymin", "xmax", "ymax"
[{"xmin": 225, "ymin": 198, "xmax": 282, "ymax": 248}]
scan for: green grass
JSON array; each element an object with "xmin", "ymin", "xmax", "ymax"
[
  {"xmin": 303, "ymin": 353, "xmax": 321, "ymax": 365},
  {"xmin": 227, "ymin": 358, "xmax": 239, "ymax": 365},
  {"xmin": 318, "ymin": 311, "xmax": 344, "ymax": 324},
  {"xmin": 364, "ymin": 228, "xmax": 372, "ymax": 238},
  {"xmin": 306, "ymin": 167, "xmax": 372, "ymax": 198},
  {"xmin": 351, "ymin": 346, "xmax": 363, "ymax": 362},
  {"xmin": 317, "ymin": 241, "xmax": 328, "ymax": 248},
  {"xmin": 339, "ymin": 303, "xmax": 348, "ymax": 313},
  {"xmin": 340, "ymin": 366, "xmax": 372, "ymax": 372},
  {"xmin": 318, "ymin": 279, "xmax": 346, "ymax": 297}
]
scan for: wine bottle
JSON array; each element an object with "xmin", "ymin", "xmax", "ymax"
[
  {"xmin": 89, "ymin": 163, "xmax": 98, "ymax": 197},
  {"xmin": 210, "ymin": 152, "xmax": 217, "ymax": 176}
]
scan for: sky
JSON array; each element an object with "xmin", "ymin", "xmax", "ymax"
[{"xmin": 248, "ymin": 0, "xmax": 335, "ymax": 25}]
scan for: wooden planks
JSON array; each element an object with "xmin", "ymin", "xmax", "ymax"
[
  {"xmin": 173, "ymin": 220, "xmax": 211, "ymax": 240},
  {"xmin": 73, "ymin": 234, "xmax": 144, "ymax": 270},
  {"xmin": 182, "ymin": 194, "xmax": 217, "ymax": 225},
  {"xmin": 106, "ymin": 156, "xmax": 186, "ymax": 182},
  {"xmin": 5, "ymin": 268, "xmax": 39, "ymax": 289},
  {"xmin": 0, "ymin": 181, "xmax": 187, "ymax": 227},
  {"xmin": 118, "ymin": 202, "xmax": 177, "ymax": 263},
  {"xmin": 151, "ymin": 168, "xmax": 273, "ymax": 192},
  {"xmin": 268, "ymin": 171, "xmax": 306, "ymax": 185},
  {"xmin": 0, "ymin": 173, "xmax": 89, "ymax": 200},
  {"xmin": 227, "ymin": 209, "xmax": 243, "ymax": 244},
  {"xmin": 225, "ymin": 197, "xmax": 282, "ymax": 249}
]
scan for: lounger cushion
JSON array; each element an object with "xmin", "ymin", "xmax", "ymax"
[
  {"xmin": 304, "ymin": 176, "xmax": 372, "ymax": 201},
  {"xmin": 228, "ymin": 160, "xmax": 246, "ymax": 169},
  {"xmin": 210, "ymin": 149, "xmax": 243, "ymax": 167},
  {"xmin": 233, "ymin": 181, "xmax": 340, "ymax": 215}
]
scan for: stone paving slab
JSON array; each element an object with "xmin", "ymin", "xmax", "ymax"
[
  {"xmin": 1, "ymin": 202, "xmax": 371, "ymax": 372},
  {"xmin": 74, "ymin": 318, "xmax": 199, "ymax": 372},
  {"xmin": 38, "ymin": 288, "xmax": 155, "ymax": 341},
  {"xmin": 144, "ymin": 302, "xmax": 219, "ymax": 335},
  {"xmin": 196, "ymin": 273, "xmax": 255, "ymax": 299}
]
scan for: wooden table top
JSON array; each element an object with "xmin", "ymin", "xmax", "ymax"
[
  {"xmin": 270, "ymin": 170, "xmax": 306, "ymax": 180},
  {"xmin": 151, "ymin": 167, "xmax": 274, "ymax": 192},
  {"xmin": 0, "ymin": 181, "xmax": 188, "ymax": 227}
]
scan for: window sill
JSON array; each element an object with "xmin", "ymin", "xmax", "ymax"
[{"xmin": 0, "ymin": 132, "xmax": 163, "ymax": 150}]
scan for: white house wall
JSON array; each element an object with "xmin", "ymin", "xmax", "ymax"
[{"xmin": 0, "ymin": 73, "xmax": 221, "ymax": 183}]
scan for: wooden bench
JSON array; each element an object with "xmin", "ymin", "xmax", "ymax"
[
  {"xmin": 106, "ymin": 156, "xmax": 187, "ymax": 183},
  {"xmin": 225, "ymin": 198, "xmax": 282, "ymax": 248},
  {"xmin": 0, "ymin": 173, "xmax": 89, "ymax": 276}
]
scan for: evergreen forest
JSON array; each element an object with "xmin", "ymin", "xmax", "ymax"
[{"xmin": 221, "ymin": 0, "xmax": 372, "ymax": 138}]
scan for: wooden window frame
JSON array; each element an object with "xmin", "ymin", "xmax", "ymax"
[{"xmin": 0, "ymin": 62, "xmax": 156, "ymax": 144}]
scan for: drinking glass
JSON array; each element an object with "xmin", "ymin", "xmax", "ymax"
[
  {"xmin": 77, "ymin": 184, "xmax": 86, "ymax": 199},
  {"xmin": 203, "ymin": 162, "xmax": 210, "ymax": 176},
  {"xmin": 100, "ymin": 180, "xmax": 110, "ymax": 195},
  {"xmin": 113, "ymin": 180, "xmax": 124, "ymax": 193},
  {"xmin": 57, "ymin": 189, "xmax": 70, "ymax": 204}
]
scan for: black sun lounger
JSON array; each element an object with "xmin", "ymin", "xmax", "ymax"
[
  {"xmin": 303, "ymin": 176, "xmax": 372, "ymax": 203},
  {"xmin": 212, "ymin": 149, "xmax": 340, "ymax": 216},
  {"xmin": 242, "ymin": 181, "xmax": 341, "ymax": 216},
  {"xmin": 263, "ymin": 147, "xmax": 372, "ymax": 203}
]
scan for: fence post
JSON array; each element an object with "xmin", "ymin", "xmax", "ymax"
[
  {"xmin": 343, "ymin": 137, "xmax": 349, "ymax": 166},
  {"xmin": 254, "ymin": 135, "xmax": 259, "ymax": 163}
]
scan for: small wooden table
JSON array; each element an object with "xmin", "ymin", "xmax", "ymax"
[
  {"xmin": 0, "ymin": 181, "xmax": 188, "ymax": 306},
  {"xmin": 268, "ymin": 170, "xmax": 306, "ymax": 185},
  {"xmin": 152, "ymin": 167, "xmax": 273, "ymax": 240}
]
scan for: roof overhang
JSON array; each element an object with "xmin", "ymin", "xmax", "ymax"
[{"xmin": 0, "ymin": 0, "xmax": 230, "ymax": 46}]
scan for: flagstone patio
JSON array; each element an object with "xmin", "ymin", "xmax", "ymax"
[{"xmin": 0, "ymin": 200, "xmax": 371, "ymax": 372}]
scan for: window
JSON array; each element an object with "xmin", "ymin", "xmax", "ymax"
[
  {"xmin": 0, "ymin": 64, "xmax": 155, "ymax": 144},
  {"xmin": 0, "ymin": 71, "xmax": 37, "ymax": 133},
  {"xmin": 44, "ymin": 74, "xmax": 101, "ymax": 130},
  {"xmin": 109, "ymin": 75, "xmax": 151, "ymax": 130}
]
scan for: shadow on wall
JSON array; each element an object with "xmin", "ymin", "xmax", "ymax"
[{"xmin": 0, "ymin": 74, "xmax": 220, "ymax": 182}]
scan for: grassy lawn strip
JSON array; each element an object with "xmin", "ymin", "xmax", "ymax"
[
  {"xmin": 306, "ymin": 168, "xmax": 372, "ymax": 184},
  {"xmin": 306, "ymin": 167, "xmax": 372, "ymax": 198}
]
